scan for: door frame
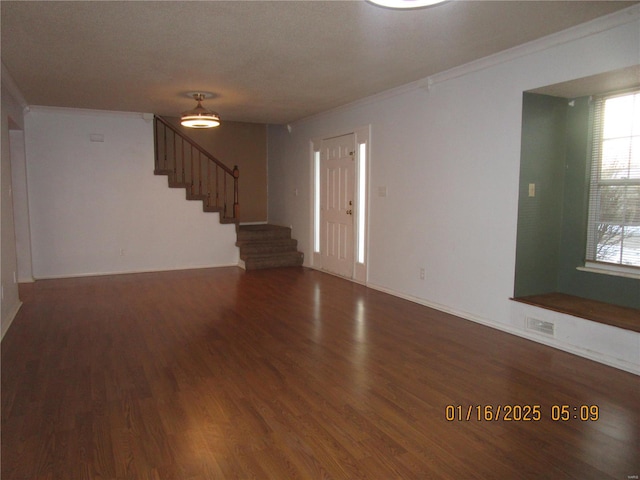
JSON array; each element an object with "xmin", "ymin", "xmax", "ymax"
[{"xmin": 310, "ymin": 125, "xmax": 370, "ymax": 283}]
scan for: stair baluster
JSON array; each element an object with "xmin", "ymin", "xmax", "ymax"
[{"xmin": 153, "ymin": 115, "xmax": 239, "ymax": 224}]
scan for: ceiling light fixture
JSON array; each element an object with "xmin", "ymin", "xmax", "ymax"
[
  {"xmin": 367, "ymin": 0, "xmax": 446, "ymax": 9},
  {"xmin": 181, "ymin": 93, "xmax": 220, "ymax": 128}
]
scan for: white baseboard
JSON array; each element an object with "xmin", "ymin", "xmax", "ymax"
[
  {"xmin": 365, "ymin": 281, "xmax": 639, "ymax": 376},
  {"xmin": 1, "ymin": 301, "xmax": 23, "ymax": 341},
  {"xmin": 32, "ymin": 263, "xmax": 242, "ymax": 280}
]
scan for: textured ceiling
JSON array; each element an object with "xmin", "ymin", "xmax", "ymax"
[
  {"xmin": 530, "ymin": 65, "xmax": 640, "ymax": 99},
  {"xmin": 1, "ymin": 1, "xmax": 637, "ymax": 124}
]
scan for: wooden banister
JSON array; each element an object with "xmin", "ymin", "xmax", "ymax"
[{"xmin": 153, "ymin": 115, "xmax": 239, "ymax": 223}]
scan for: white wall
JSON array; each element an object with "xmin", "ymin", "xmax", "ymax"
[
  {"xmin": 10, "ymin": 129, "xmax": 32, "ymax": 284},
  {"xmin": 1, "ymin": 78, "xmax": 26, "ymax": 338},
  {"xmin": 268, "ymin": 7, "xmax": 640, "ymax": 374},
  {"xmin": 24, "ymin": 107, "xmax": 238, "ymax": 279}
]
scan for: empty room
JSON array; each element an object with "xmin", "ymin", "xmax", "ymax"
[{"xmin": 1, "ymin": 1, "xmax": 639, "ymax": 479}]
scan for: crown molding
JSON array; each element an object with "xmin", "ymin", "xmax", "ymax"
[
  {"xmin": 427, "ymin": 3, "xmax": 640, "ymax": 88},
  {"xmin": 292, "ymin": 4, "xmax": 640, "ymax": 127},
  {"xmin": 26, "ymin": 105, "xmax": 152, "ymax": 120}
]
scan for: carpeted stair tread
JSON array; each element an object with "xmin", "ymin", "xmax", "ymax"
[{"xmin": 237, "ymin": 224, "xmax": 303, "ymax": 270}]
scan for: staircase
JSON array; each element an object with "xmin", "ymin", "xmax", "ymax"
[
  {"xmin": 154, "ymin": 116, "xmax": 303, "ymax": 271},
  {"xmin": 154, "ymin": 116, "xmax": 239, "ymax": 223},
  {"xmin": 237, "ymin": 225, "xmax": 304, "ymax": 270}
]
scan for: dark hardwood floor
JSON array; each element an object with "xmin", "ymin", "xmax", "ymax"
[{"xmin": 2, "ymin": 267, "xmax": 638, "ymax": 479}]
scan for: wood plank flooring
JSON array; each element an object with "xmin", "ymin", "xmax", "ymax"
[{"xmin": 2, "ymin": 267, "xmax": 638, "ymax": 479}]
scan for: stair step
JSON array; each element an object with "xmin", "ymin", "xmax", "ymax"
[
  {"xmin": 238, "ymin": 239, "xmax": 298, "ymax": 256},
  {"xmin": 236, "ymin": 237, "xmax": 297, "ymax": 246},
  {"xmin": 242, "ymin": 251, "xmax": 304, "ymax": 270},
  {"xmin": 237, "ymin": 224, "xmax": 292, "ymax": 242},
  {"xmin": 154, "ymin": 117, "xmax": 238, "ymax": 224},
  {"xmin": 203, "ymin": 205, "xmax": 224, "ymax": 215},
  {"xmin": 169, "ymin": 182, "xmax": 191, "ymax": 189},
  {"xmin": 155, "ymin": 170, "xmax": 189, "ymax": 189},
  {"xmin": 186, "ymin": 193, "xmax": 207, "ymax": 201},
  {"xmin": 236, "ymin": 224, "xmax": 303, "ymax": 270}
]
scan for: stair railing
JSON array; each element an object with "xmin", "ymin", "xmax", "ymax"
[{"xmin": 153, "ymin": 115, "xmax": 239, "ymax": 222}]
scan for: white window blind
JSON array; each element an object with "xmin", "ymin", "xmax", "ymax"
[{"xmin": 586, "ymin": 90, "xmax": 640, "ymax": 270}]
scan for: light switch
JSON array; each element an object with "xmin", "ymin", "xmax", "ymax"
[
  {"xmin": 378, "ymin": 186, "xmax": 387, "ymax": 197},
  {"xmin": 528, "ymin": 183, "xmax": 536, "ymax": 197}
]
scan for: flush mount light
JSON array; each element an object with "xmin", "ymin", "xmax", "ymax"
[
  {"xmin": 367, "ymin": 0, "xmax": 446, "ymax": 9},
  {"xmin": 181, "ymin": 93, "xmax": 220, "ymax": 128}
]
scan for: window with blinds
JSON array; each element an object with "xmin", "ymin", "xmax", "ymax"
[{"xmin": 586, "ymin": 90, "xmax": 640, "ymax": 271}]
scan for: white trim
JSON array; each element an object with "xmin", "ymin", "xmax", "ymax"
[
  {"xmin": 295, "ymin": 76, "xmax": 430, "ymax": 126},
  {"xmin": 309, "ymin": 139, "xmax": 321, "ymax": 268},
  {"xmin": 365, "ymin": 281, "xmax": 639, "ymax": 376},
  {"xmin": 353, "ymin": 125, "xmax": 371, "ymax": 284},
  {"xmin": 32, "ymin": 264, "xmax": 241, "ymax": 281},
  {"xmin": 310, "ymin": 126, "xmax": 370, "ymax": 282},
  {"xmin": 428, "ymin": 4, "xmax": 640, "ymax": 88},
  {"xmin": 292, "ymin": 4, "xmax": 640, "ymax": 127},
  {"xmin": 27, "ymin": 105, "xmax": 152, "ymax": 119},
  {"xmin": 578, "ymin": 262, "xmax": 640, "ymax": 280},
  {"xmin": 308, "ymin": 264, "xmax": 367, "ymax": 286},
  {"xmin": 312, "ymin": 147, "xmax": 321, "ymax": 255},
  {"xmin": 1, "ymin": 301, "xmax": 23, "ymax": 341}
]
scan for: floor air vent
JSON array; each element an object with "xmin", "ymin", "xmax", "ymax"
[{"xmin": 526, "ymin": 318, "xmax": 555, "ymax": 337}]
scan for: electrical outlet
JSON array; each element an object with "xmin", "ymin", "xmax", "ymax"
[{"xmin": 419, "ymin": 267, "xmax": 425, "ymax": 280}]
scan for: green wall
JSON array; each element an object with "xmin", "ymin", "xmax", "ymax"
[
  {"xmin": 515, "ymin": 93, "xmax": 567, "ymax": 297},
  {"xmin": 515, "ymin": 93, "xmax": 639, "ymax": 309}
]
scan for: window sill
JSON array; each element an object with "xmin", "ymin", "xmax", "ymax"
[{"xmin": 577, "ymin": 262, "xmax": 640, "ymax": 280}]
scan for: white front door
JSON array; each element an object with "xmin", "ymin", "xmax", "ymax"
[{"xmin": 320, "ymin": 133, "xmax": 356, "ymax": 278}]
